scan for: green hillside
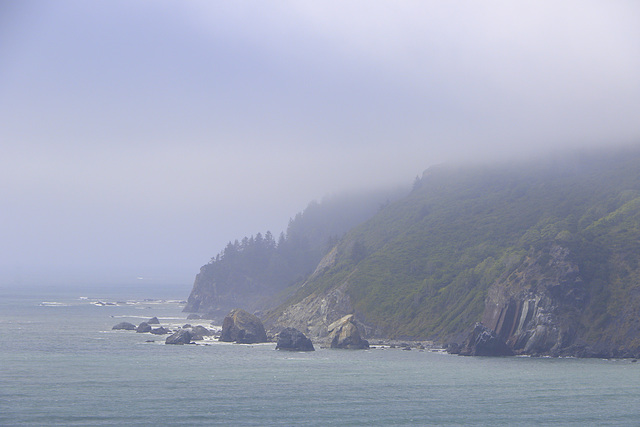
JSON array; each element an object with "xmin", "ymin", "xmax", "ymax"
[
  {"xmin": 272, "ymin": 147, "xmax": 640, "ymax": 353},
  {"xmin": 183, "ymin": 187, "xmax": 407, "ymax": 317}
]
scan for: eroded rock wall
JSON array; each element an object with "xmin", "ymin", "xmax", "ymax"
[{"xmin": 481, "ymin": 244, "xmax": 586, "ymax": 356}]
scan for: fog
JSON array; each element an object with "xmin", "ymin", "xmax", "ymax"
[{"xmin": 2, "ymin": 1, "xmax": 639, "ymax": 288}]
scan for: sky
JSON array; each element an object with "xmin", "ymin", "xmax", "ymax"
[{"xmin": 1, "ymin": 1, "xmax": 640, "ymax": 289}]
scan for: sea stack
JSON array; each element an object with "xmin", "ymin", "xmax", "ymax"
[
  {"xmin": 219, "ymin": 308, "xmax": 268, "ymax": 344},
  {"xmin": 276, "ymin": 327, "xmax": 315, "ymax": 351},
  {"xmin": 327, "ymin": 314, "xmax": 369, "ymax": 349}
]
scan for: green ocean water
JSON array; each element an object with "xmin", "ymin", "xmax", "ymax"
[{"xmin": 1, "ymin": 286, "xmax": 639, "ymax": 426}]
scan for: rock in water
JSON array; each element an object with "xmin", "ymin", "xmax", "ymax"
[
  {"xmin": 112, "ymin": 322, "xmax": 136, "ymax": 330},
  {"xmin": 150, "ymin": 327, "xmax": 169, "ymax": 335},
  {"xmin": 165, "ymin": 329, "xmax": 192, "ymax": 345},
  {"xmin": 459, "ymin": 323, "xmax": 514, "ymax": 356},
  {"xmin": 136, "ymin": 322, "xmax": 152, "ymax": 333},
  {"xmin": 327, "ymin": 314, "xmax": 369, "ymax": 349},
  {"xmin": 147, "ymin": 316, "xmax": 160, "ymax": 325},
  {"xmin": 219, "ymin": 309, "xmax": 268, "ymax": 344},
  {"xmin": 276, "ymin": 327, "xmax": 315, "ymax": 351},
  {"xmin": 191, "ymin": 325, "xmax": 213, "ymax": 338}
]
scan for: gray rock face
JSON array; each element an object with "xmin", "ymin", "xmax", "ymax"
[
  {"xmin": 458, "ymin": 323, "xmax": 514, "ymax": 356},
  {"xmin": 276, "ymin": 327, "xmax": 315, "ymax": 351},
  {"xmin": 268, "ymin": 274, "xmax": 356, "ymax": 341},
  {"xmin": 327, "ymin": 314, "xmax": 369, "ymax": 349},
  {"xmin": 481, "ymin": 244, "xmax": 585, "ymax": 356},
  {"xmin": 165, "ymin": 329, "xmax": 192, "ymax": 345},
  {"xmin": 219, "ymin": 309, "xmax": 267, "ymax": 344},
  {"xmin": 191, "ymin": 325, "xmax": 213, "ymax": 338},
  {"xmin": 147, "ymin": 317, "xmax": 160, "ymax": 325},
  {"xmin": 136, "ymin": 322, "xmax": 152, "ymax": 333},
  {"xmin": 150, "ymin": 327, "xmax": 169, "ymax": 335},
  {"xmin": 112, "ymin": 322, "xmax": 136, "ymax": 330}
]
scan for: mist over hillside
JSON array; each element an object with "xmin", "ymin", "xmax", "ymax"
[{"xmin": 187, "ymin": 146, "xmax": 640, "ymax": 357}]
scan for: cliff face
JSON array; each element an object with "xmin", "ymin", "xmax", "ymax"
[
  {"xmin": 264, "ymin": 248, "xmax": 360, "ymax": 340},
  {"xmin": 185, "ymin": 148, "xmax": 640, "ymax": 356},
  {"xmin": 481, "ymin": 244, "xmax": 586, "ymax": 356}
]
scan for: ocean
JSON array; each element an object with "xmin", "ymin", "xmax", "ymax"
[{"xmin": 1, "ymin": 285, "xmax": 639, "ymax": 426}]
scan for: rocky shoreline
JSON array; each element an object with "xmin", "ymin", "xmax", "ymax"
[{"xmin": 111, "ymin": 306, "xmax": 638, "ymax": 360}]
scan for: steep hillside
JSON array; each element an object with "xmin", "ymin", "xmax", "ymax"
[
  {"xmin": 266, "ymin": 147, "xmax": 640, "ymax": 357},
  {"xmin": 183, "ymin": 188, "xmax": 407, "ymax": 320}
]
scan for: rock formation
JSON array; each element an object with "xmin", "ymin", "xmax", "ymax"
[
  {"xmin": 219, "ymin": 309, "xmax": 268, "ymax": 344},
  {"xmin": 276, "ymin": 327, "xmax": 315, "ymax": 351},
  {"xmin": 165, "ymin": 329, "xmax": 192, "ymax": 345},
  {"xmin": 112, "ymin": 322, "xmax": 136, "ymax": 330},
  {"xmin": 150, "ymin": 327, "xmax": 169, "ymax": 335},
  {"xmin": 458, "ymin": 323, "xmax": 514, "ymax": 356},
  {"xmin": 147, "ymin": 316, "xmax": 160, "ymax": 325},
  {"xmin": 136, "ymin": 322, "xmax": 152, "ymax": 333},
  {"xmin": 479, "ymin": 244, "xmax": 585, "ymax": 356},
  {"xmin": 327, "ymin": 314, "xmax": 369, "ymax": 349},
  {"xmin": 190, "ymin": 325, "xmax": 214, "ymax": 340},
  {"xmin": 265, "ymin": 263, "xmax": 358, "ymax": 340}
]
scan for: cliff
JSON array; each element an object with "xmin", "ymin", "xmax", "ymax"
[{"xmin": 187, "ymin": 146, "xmax": 640, "ymax": 357}]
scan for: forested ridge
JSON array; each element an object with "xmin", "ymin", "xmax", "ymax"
[{"xmin": 187, "ymin": 146, "xmax": 640, "ymax": 356}]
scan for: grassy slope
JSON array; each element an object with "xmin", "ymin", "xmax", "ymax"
[{"xmin": 281, "ymin": 147, "xmax": 640, "ymax": 342}]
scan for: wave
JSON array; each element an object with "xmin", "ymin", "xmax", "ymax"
[{"xmin": 40, "ymin": 301, "xmax": 70, "ymax": 307}]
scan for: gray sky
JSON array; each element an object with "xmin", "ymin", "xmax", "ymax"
[{"xmin": 2, "ymin": 1, "xmax": 639, "ymax": 288}]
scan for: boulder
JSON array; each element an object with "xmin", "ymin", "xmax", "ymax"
[
  {"xmin": 150, "ymin": 327, "xmax": 169, "ymax": 335},
  {"xmin": 165, "ymin": 329, "xmax": 192, "ymax": 345},
  {"xmin": 458, "ymin": 323, "xmax": 514, "ymax": 356},
  {"xmin": 112, "ymin": 322, "xmax": 136, "ymax": 330},
  {"xmin": 276, "ymin": 327, "xmax": 315, "ymax": 351},
  {"xmin": 191, "ymin": 325, "xmax": 214, "ymax": 339},
  {"xmin": 186, "ymin": 313, "xmax": 201, "ymax": 320},
  {"xmin": 327, "ymin": 314, "xmax": 369, "ymax": 349},
  {"xmin": 219, "ymin": 309, "xmax": 268, "ymax": 344},
  {"xmin": 147, "ymin": 316, "xmax": 160, "ymax": 325},
  {"xmin": 136, "ymin": 322, "xmax": 152, "ymax": 333}
]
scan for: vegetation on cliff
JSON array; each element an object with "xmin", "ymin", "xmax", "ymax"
[
  {"xmin": 183, "ymin": 188, "xmax": 407, "ymax": 317},
  {"xmin": 267, "ymin": 147, "xmax": 640, "ymax": 355},
  {"xmin": 186, "ymin": 146, "xmax": 640, "ymax": 356}
]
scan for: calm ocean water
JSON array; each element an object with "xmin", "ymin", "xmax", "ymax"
[{"xmin": 1, "ymin": 285, "xmax": 639, "ymax": 426}]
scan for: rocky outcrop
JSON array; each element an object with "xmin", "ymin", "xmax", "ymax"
[
  {"xmin": 112, "ymin": 322, "xmax": 136, "ymax": 330},
  {"xmin": 458, "ymin": 323, "xmax": 514, "ymax": 356},
  {"xmin": 147, "ymin": 317, "xmax": 160, "ymax": 325},
  {"xmin": 328, "ymin": 314, "xmax": 369, "ymax": 349},
  {"xmin": 150, "ymin": 327, "xmax": 169, "ymax": 335},
  {"xmin": 479, "ymin": 244, "xmax": 586, "ymax": 356},
  {"xmin": 190, "ymin": 325, "xmax": 214, "ymax": 340},
  {"xmin": 219, "ymin": 309, "xmax": 268, "ymax": 344},
  {"xmin": 136, "ymin": 322, "xmax": 152, "ymax": 333},
  {"xmin": 267, "ymin": 277, "xmax": 356, "ymax": 341},
  {"xmin": 276, "ymin": 327, "xmax": 315, "ymax": 351},
  {"xmin": 165, "ymin": 329, "xmax": 192, "ymax": 345}
]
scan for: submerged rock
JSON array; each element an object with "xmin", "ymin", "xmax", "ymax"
[
  {"xmin": 276, "ymin": 327, "xmax": 315, "ymax": 351},
  {"xmin": 458, "ymin": 323, "xmax": 514, "ymax": 356},
  {"xmin": 327, "ymin": 314, "xmax": 369, "ymax": 349},
  {"xmin": 136, "ymin": 322, "xmax": 152, "ymax": 333},
  {"xmin": 219, "ymin": 309, "xmax": 268, "ymax": 344},
  {"xmin": 112, "ymin": 322, "xmax": 136, "ymax": 331}
]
